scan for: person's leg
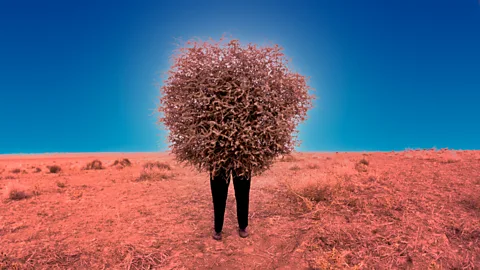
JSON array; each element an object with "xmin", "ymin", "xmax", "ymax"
[
  {"xmin": 232, "ymin": 169, "xmax": 251, "ymax": 231},
  {"xmin": 210, "ymin": 167, "xmax": 230, "ymax": 234}
]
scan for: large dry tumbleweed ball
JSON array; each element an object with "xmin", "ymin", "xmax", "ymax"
[{"xmin": 157, "ymin": 36, "xmax": 316, "ymax": 179}]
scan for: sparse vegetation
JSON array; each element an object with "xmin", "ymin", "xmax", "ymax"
[
  {"xmin": 1, "ymin": 151, "xmax": 479, "ymax": 269},
  {"xmin": 56, "ymin": 181, "xmax": 66, "ymax": 188},
  {"xmin": 112, "ymin": 158, "xmax": 132, "ymax": 168},
  {"xmin": 280, "ymin": 155, "xmax": 298, "ymax": 162},
  {"xmin": 2, "ymin": 182, "xmax": 30, "ymax": 201},
  {"xmin": 136, "ymin": 162, "xmax": 174, "ymax": 182},
  {"xmin": 4, "ymin": 175, "xmax": 16, "ymax": 180},
  {"xmin": 355, "ymin": 159, "xmax": 369, "ymax": 172},
  {"xmin": 143, "ymin": 161, "xmax": 171, "ymax": 170},
  {"xmin": 47, "ymin": 165, "xmax": 61, "ymax": 173},
  {"xmin": 306, "ymin": 163, "xmax": 320, "ymax": 169},
  {"xmin": 359, "ymin": 158, "xmax": 369, "ymax": 166},
  {"xmin": 84, "ymin": 160, "xmax": 104, "ymax": 170},
  {"xmin": 136, "ymin": 171, "xmax": 174, "ymax": 182},
  {"xmin": 10, "ymin": 168, "xmax": 21, "ymax": 174},
  {"xmin": 282, "ymin": 175, "xmax": 344, "ymax": 211},
  {"xmin": 33, "ymin": 167, "xmax": 41, "ymax": 173},
  {"xmin": 289, "ymin": 165, "xmax": 301, "ymax": 171}
]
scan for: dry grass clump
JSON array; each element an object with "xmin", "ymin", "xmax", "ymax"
[
  {"xmin": 438, "ymin": 149, "xmax": 462, "ymax": 163},
  {"xmin": 306, "ymin": 163, "xmax": 320, "ymax": 169},
  {"xmin": 405, "ymin": 148, "xmax": 462, "ymax": 164},
  {"xmin": 280, "ymin": 155, "xmax": 298, "ymax": 162},
  {"xmin": 289, "ymin": 165, "xmax": 302, "ymax": 171},
  {"xmin": 2, "ymin": 182, "xmax": 31, "ymax": 201},
  {"xmin": 136, "ymin": 171, "xmax": 174, "ymax": 182},
  {"xmin": 112, "ymin": 158, "xmax": 132, "ymax": 168},
  {"xmin": 47, "ymin": 165, "xmax": 61, "ymax": 174},
  {"xmin": 157, "ymin": 36, "xmax": 315, "ymax": 179},
  {"xmin": 459, "ymin": 194, "xmax": 480, "ymax": 212},
  {"xmin": 282, "ymin": 173, "xmax": 346, "ymax": 211},
  {"xmin": 355, "ymin": 158, "xmax": 369, "ymax": 173},
  {"xmin": 10, "ymin": 168, "xmax": 21, "ymax": 174},
  {"xmin": 84, "ymin": 160, "xmax": 104, "ymax": 170},
  {"xmin": 358, "ymin": 158, "xmax": 369, "ymax": 166},
  {"xmin": 56, "ymin": 181, "xmax": 66, "ymax": 188},
  {"xmin": 119, "ymin": 244, "xmax": 169, "ymax": 269},
  {"xmin": 143, "ymin": 161, "xmax": 171, "ymax": 170},
  {"xmin": 136, "ymin": 162, "xmax": 174, "ymax": 182},
  {"xmin": 307, "ymin": 248, "xmax": 351, "ymax": 270}
]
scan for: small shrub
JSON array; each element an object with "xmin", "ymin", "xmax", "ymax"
[
  {"xmin": 10, "ymin": 168, "xmax": 21, "ymax": 174},
  {"xmin": 306, "ymin": 164, "xmax": 320, "ymax": 169},
  {"xmin": 355, "ymin": 163, "xmax": 368, "ymax": 173},
  {"xmin": 112, "ymin": 158, "xmax": 132, "ymax": 168},
  {"xmin": 84, "ymin": 160, "xmax": 104, "ymax": 170},
  {"xmin": 33, "ymin": 167, "xmax": 41, "ymax": 173},
  {"xmin": 3, "ymin": 182, "xmax": 31, "ymax": 201},
  {"xmin": 136, "ymin": 171, "xmax": 173, "ymax": 182},
  {"xmin": 290, "ymin": 165, "xmax": 302, "ymax": 171},
  {"xmin": 56, "ymin": 181, "xmax": 66, "ymax": 188},
  {"xmin": 355, "ymin": 159, "xmax": 369, "ymax": 173},
  {"xmin": 136, "ymin": 162, "xmax": 174, "ymax": 182},
  {"xmin": 280, "ymin": 155, "xmax": 297, "ymax": 162},
  {"xmin": 359, "ymin": 158, "xmax": 369, "ymax": 166},
  {"xmin": 282, "ymin": 174, "xmax": 344, "ymax": 211},
  {"xmin": 460, "ymin": 196, "xmax": 480, "ymax": 211},
  {"xmin": 47, "ymin": 165, "xmax": 61, "ymax": 173},
  {"xmin": 300, "ymin": 184, "xmax": 334, "ymax": 203},
  {"xmin": 143, "ymin": 161, "xmax": 171, "ymax": 170}
]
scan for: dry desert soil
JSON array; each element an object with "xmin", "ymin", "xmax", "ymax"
[{"xmin": 0, "ymin": 150, "xmax": 479, "ymax": 269}]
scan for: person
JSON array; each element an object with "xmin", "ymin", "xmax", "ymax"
[{"xmin": 210, "ymin": 166, "xmax": 251, "ymax": 240}]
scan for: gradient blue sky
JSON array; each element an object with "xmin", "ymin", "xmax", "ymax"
[{"xmin": 1, "ymin": 0, "xmax": 479, "ymax": 154}]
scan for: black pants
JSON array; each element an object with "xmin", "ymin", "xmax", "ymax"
[{"xmin": 210, "ymin": 167, "xmax": 251, "ymax": 233}]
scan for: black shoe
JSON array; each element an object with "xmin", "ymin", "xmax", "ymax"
[
  {"xmin": 213, "ymin": 231, "xmax": 222, "ymax": 240},
  {"xmin": 239, "ymin": 228, "xmax": 249, "ymax": 238}
]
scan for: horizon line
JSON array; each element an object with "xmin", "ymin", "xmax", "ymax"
[{"xmin": 0, "ymin": 148, "xmax": 475, "ymax": 156}]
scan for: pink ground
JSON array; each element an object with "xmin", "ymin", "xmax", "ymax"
[{"xmin": 0, "ymin": 150, "xmax": 479, "ymax": 269}]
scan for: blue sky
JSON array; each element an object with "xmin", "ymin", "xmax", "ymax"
[{"xmin": 0, "ymin": 0, "xmax": 479, "ymax": 154}]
